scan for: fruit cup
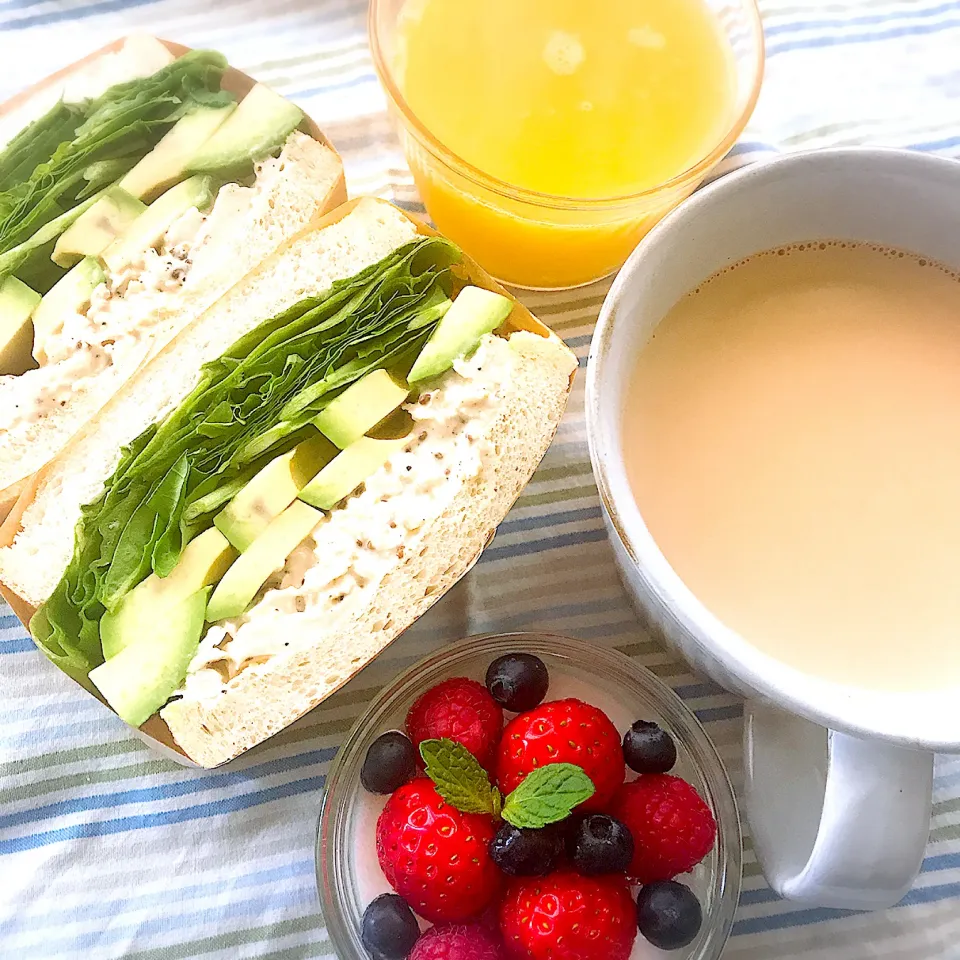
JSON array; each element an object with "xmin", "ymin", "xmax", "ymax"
[{"xmin": 317, "ymin": 633, "xmax": 741, "ymax": 959}]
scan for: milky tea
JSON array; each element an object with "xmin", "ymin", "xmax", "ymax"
[{"xmin": 624, "ymin": 242, "xmax": 960, "ymax": 690}]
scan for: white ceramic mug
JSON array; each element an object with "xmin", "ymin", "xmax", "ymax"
[{"xmin": 585, "ymin": 148, "xmax": 960, "ymax": 911}]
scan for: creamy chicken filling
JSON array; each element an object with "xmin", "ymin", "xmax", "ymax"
[
  {"xmin": 178, "ymin": 333, "xmax": 518, "ymax": 702},
  {"xmin": 0, "ymin": 148, "xmax": 294, "ymax": 430}
]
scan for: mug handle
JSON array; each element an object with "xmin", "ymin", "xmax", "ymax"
[{"xmin": 743, "ymin": 701, "xmax": 932, "ymax": 910}]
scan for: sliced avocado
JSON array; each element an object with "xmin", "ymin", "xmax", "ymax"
[
  {"xmin": 100, "ymin": 528, "xmax": 237, "ymax": 660},
  {"xmin": 0, "ymin": 276, "xmax": 41, "ymax": 375},
  {"xmin": 89, "ymin": 587, "xmax": 208, "ymax": 728},
  {"xmin": 187, "ymin": 83, "xmax": 303, "ymax": 180},
  {"xmin": 101, "ymin": 175, "xmax": 215, "ymax": 274},
  {"xmin": 31, "ymin": 257, "xmax": 105, "ymax": 362},
  {"xmin": 299, "ymin": 435, "xmax": 409, "ymax": 510},
  {"xmin": 52, "ymin": 187, "xmax": 147, "ymax": 267},
  {"xmin": 215, "ymin": 432, "xmax": 336, "ymax": 552},
  {"xmin": 0, "ymin": 191, "xmax": 103, "ymax": 284},
  {"xmin": 313, "ymin": 369, "xmax": 411, "ymax": 449},
  {"xmin": 206, "ymin": 500, "xmax": 322, "ymax": 623},
  {"xmin": 119, "ymin": 103, "xmax": 237, "ymax": 202},
  {"xmin": 408, "ymin": 286, "xmax": 512, "ymax": 383}
]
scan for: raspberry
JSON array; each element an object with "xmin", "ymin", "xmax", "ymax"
[
  {"xmin": 495, "ymin": 699, "xmax": 625, "ymax": 811},
  {"xmin": 376, "ymin": 778, "xmax": 502, "ymax": 923},
  {"xmin": 407, "ymin": 677, "xmax": 504, "ymax": 768},
  {"xmin": 410, "ymin": 921, "xmax": 506, "ymax": 959},
  {"xmin": 499, "ymin": 870, "xmax": 636, "ymax": 960},
  {"xmin": 610, "ymin": 775, "xmax": 717, "ymax": 883}
]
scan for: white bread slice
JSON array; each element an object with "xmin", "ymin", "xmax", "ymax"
[
  {"xmin": 162, "ymin": 331, "xmax": 575, "ymax": 766},
  {"xmin": 0, "ymin": 198, "xmax": 577, "ymax": 767},
  {"xmin": 0, "ymin": 132, "xmax": 346, "ymax": 519},
  {"xmin": 0, "ymin": 199, "xmax": 421, "ymax": 605}
]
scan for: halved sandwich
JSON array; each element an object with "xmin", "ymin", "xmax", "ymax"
[
  {"xmin": 0, "ymin": 198, "xmax": 577, "ymax": 767},
  {"xmin": 0, "ymin": 35, "xmax": 346, "ymax": 518}
]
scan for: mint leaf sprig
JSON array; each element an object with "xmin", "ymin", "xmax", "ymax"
[
  {"xmin": 501, "ymin": 764, "xmax": 594, "ymax": 829},
  {"xmin": 420, "ymin": 738, "xmax": 501, "ymax": 815},
  {"xmin": 419, "ymin": 738, "xmax": 594, "ymax": 829}
]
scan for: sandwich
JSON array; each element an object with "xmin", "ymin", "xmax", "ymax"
[
  {"xmin": 0, "ymin": 35, "xmax": 346, "ymax": 518},
  {"xmin": 0, "ymin": 198, "xmax": 577, "ymax": 767}
]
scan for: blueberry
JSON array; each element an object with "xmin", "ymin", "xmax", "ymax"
[
  {"xmin": 361, "ymin": 732, "xmax": 418, "ymax": 795},
  {"xmin": 361, "ymin": 894, "xmax": 420, "ymax": 959},
  {"xmin": 489, "ymin": 822, "xmax": 563, "ymax": 876},
  {"xmin": 485, "ymin": 653, "xmax": 549, "ymax": 712},
  {"xmin": 571, "ymin": 814, "xmax": 634, "ymax": 875},
  {"xmin": 636, "ymin": 881, "xmax": 703, "ymax": 951},
  {"xmin": 623, "ymin": 719, "xmax": 677, "ymax": 774}
]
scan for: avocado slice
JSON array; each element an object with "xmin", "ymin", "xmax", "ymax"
[
  {"xmin": 206, "ymin": 500, "xmax": 322, "ymax": 623},
  {"xmin": 298, "ymin": 435, "xmax": 409, "ymax": 510},
  {"xmin": 119, "ymin": 103, "xmax": 237, "ymax": 202},
  {"xmin": 215, "ymin": 432, "xmax": 336, "ymax": 552},
  {"xmin": 89, "ymin": 587, "xmax": 208, "ymax": 728},
  {"xmin": 31, "ymin": 257, "xmax": 105, "ymax": 362},
  {"xmin": 408, "ymin": 286, "xmax": 513, "ymax": 383},
  {"xmin": 0, "ymin": 191, "xmax": 103, "ymax": 285},
  {"xmin": 100, "ymin": 528, "xmax": 237, "ymax": 660},
  {"xmin": 313, "ymin": 369, "xmax": 411, "ymax": 449},
  {"xmin": 187, "ymin": 83, "xmax": 303, "ymax": 180},
  {"xmin": 52, "ymin": 186, "xmax": 147, "ymax": 268},
  {"xmin": 101, "ymin": 175, "xmax": 215, "ymax": 274},
  {"xmin": 0, "ymin": 276, "xmax": 41, "ymax": 375}
]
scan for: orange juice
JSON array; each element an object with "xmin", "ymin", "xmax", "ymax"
[{"xmin": 391, "ymin": 0, "xmax": 741, "ymax": 287}]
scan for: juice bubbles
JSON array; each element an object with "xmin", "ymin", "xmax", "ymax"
[{"xmin": 380, "ymin": 0, "xmax": 753, "ymax": 288}]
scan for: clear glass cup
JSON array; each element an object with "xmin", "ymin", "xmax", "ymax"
[
  {"xmin": 368, "ymin": 0, "xmax": 765, "ymax": 290},
  {"xmin": 317, "ymin": 632, "xmax": 742, "ymax": 959}
]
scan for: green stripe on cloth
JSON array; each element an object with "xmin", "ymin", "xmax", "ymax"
[
  {"xmin": 5, "ymin": 737, "xmax": 148, "ymax": 776},
  {"xmin": 122, "ymin": 916, "xmax": 327, "ymax": 960}
]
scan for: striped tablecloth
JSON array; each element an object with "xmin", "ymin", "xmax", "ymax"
[{"xmin": 3, "ymin": 2, "xmax": 960, "ymax": 957}]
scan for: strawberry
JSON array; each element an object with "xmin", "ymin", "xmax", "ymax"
[
  {"xmin": 410, "ymin": 921, "xmax": 507, "ymax": 959},
  {"xmin": 407, "ymin": 678, "xmax": 504, "ymax": 768},
  {"xmin": 376, "ymin": 778, "xmax": 502, "ymax": 923},
  {"xmin": 610, "ymin": 774, "xmax": 717, "ymax": 883},
  {"xmin": 495, "ymin": 699, "xmax": 625, "ymax": 811},
  {"xmin": 499, "ymin": 869, "xmax": 636, "ymax": 960}
]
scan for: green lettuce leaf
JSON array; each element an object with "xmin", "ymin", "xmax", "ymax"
[
  {"xmin": 0, "ymin": 101, "xmax": 86, "ymax": 192},
  {"xmin": 33, "ymin": 237, "xmax": 460, "ymax": 679},
  {"xmin": 0, "ymin": 50, "xmax": 232, "ymax": 280}
]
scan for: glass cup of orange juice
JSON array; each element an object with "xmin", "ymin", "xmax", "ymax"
[{"xmin": 369, "ymin": 0, "xmax": 764, "ymax": 290}]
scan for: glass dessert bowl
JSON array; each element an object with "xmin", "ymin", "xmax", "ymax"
[{"xmin": 317, "ymin": 633, "xmax": 741, "ymax": 959}]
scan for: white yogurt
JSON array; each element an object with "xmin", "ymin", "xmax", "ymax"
[{"xmin": 350, "ymin": 671, "xmax": 706, "ymax": 959}]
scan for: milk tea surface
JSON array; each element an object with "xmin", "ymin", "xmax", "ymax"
[{"xmin": 625, "ymin": 242, "xmax": 960, "ymax": 690}]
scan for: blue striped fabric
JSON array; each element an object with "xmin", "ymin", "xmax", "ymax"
[{"xmin": 3, "ymin": 1, "xmax": 960, "ymax": 958}]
